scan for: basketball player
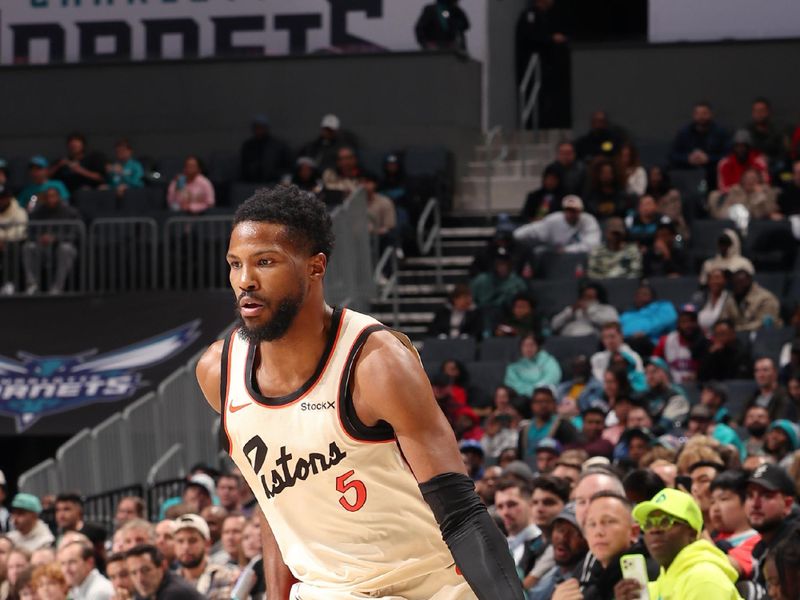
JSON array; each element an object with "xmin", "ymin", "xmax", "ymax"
[{"xmin": 196, "ymin": 186, "xmax": 522, "ymax": 600}]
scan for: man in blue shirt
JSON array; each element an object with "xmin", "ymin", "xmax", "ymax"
[{"xmin": 17, "ymin": 156, "xmax": 70, "ymax": 210}]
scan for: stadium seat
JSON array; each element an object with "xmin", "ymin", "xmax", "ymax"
[
  {"xmin": 752, "ymin": 326, "xmax": 794, "ymax": 365},
  {"xmin": 543, "ymin": 334, "xmax": 599, "ymax": 365},
  {"xmin": 155, "ymin": 156, "xmax": 185, "ymax": 182},
  {"xmin": 465, "ymin": 361, "xmax": 508, "ymax": 405},
  {"xmin": 359, "ymin": 147, "xmax": 389, "ymax": 176},
  {"xmin": 420, "ymin": 337, "xmax": 477, "ymax": 367},
  {"xmin": 535, "ymin": 251, "xmax": 588, "ymax": 280},
  {"xmin": 689, "ymin": 220, "xmax": 736, "ymax": 269},
  {"xmin": 404, "ymin": 145, "xmax": 451, "ymax": 177},
  {"xmin": 229, "ymin": 181, "xmax": 266, "ymax": 207},
  {"xmin": 649, "ymin": 276, "xmax": 700, "ymax": 309},
  {"xmin": 753, "ymin": 272, "xmax": 786, "ymax": 298},
  {"xmin": 746, "ymin": 219, "xmax": 797, "ymax": 271},
  {"xmin": 207, "ymin": 152, "xmax": 239, "ymax": 184},
  {"xmin": 72, "ymin": 188, "xmax": 117, "ymax": 221},
  {"xmin": 529, "ymin": 280, "xmax": 578, "ymax": 318},
  {"xmin": 669, "ymin": 169, "xmax": 707, "ymax": 218},
  {"xmin": 478, "ymin": 337, "xmax": 520, "ymax": 362},
  {"xmin": 601, "ymin": 278, "xmax": 641, "ymax": 312},
  {"xmin": 723, "ymin": 379, "xmax": 758, "ymax": 420},
  {"xmin": 121, "ymin": 186, "xmax": 166, "ymax": 212}
]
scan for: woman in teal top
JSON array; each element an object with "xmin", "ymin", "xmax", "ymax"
[{"xmin": 504, "ymin": 333, "xmax": 562, "ymax": 397}]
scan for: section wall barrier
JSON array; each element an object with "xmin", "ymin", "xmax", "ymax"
[
  {"xmin": 91, "ymin": 412, "xmax": 134, "ymax": 490},
  {"xmin": 122, "ymin": 392, "xmax": 166, "ymax": 485},
  {"xmin": 147, "ymin": 477, "xmax": 186, "ymax": 522},
  {"xmin": 83, "ymin": 484, "xmax": 144, "ymax": 535},
  {"xmin": 89, "ymin": 218, "xmax": 158, "ymax": 292},
  {"xmin": 56, "ymin": 428, "xmax": 99, "ymax": 495},
  {"xmin": 17, "ymin": 458, "xmax": 60, "ymax": 498},
  {"xmin": 163, "ymin": 216, "xmax": 233, "ymax": 291},
  {"xmin": 146, "ymin": 442, "xmax": 186, "ymax": 486}
]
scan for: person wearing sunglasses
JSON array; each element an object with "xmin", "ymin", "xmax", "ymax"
[{"xmin": 614, "ymin": 488, "xmax": 743, "ymax": 600}]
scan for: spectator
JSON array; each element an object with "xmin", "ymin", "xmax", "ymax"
[
  {"xmin": 22, "ymin": 185, "xmax": 81, "ymax": 295},
  {"xmin": 576, "ymin": 405, "xmax": 614, "ymax": 459},
  {"xmin": 622, "ymin": 469, "xmax": 666, "ymax": 505},
  {"xmin": 591, "ymin": 322, "xmax": 644, "ymax": 382},
  {"xmin": 521, "ymin": 475, "xmax": 571, "ymax": 590},
  {"xmin": 625, "ymin": 195, "xmax": 662, "ymax": 248},
  {"xmin": 766, "ymin": 528, "xmax": 800, "ymax": 600},
  {"xmin": 415, "ymin": 0, "xmax": 470, "ymax": 51},
  {"xmin": 118, "ymin": 519, "xmax": 156, "ymax": 552},
  {"xmin": 573, "ymin": 466, "xmax": 626, "ymax": 528},
  {"xmin": 640, "ymin": 357, "xmax": 690, "ymax": 432},
  {"xmin": 585, "ymin": 158, "xmax": 633, "ymax": 218},
  {"xmin": 698, "ymin": 319, "xmax": 753, "ymax": 382},
  {"xmin": 239, "ymin": 114, "xmax": 291, "ymax": 184},
  {"xmin": 653, "ymin": 304, "xmax": 707, "ymax": 383},
  {"xmin": 740, "ymin": 357, "xmax": 795, "ymax": 422},
  {"xmin": 617, "ymin": 142, "xmax": 647, "ymax": 196},
  {"xmin": 428, "ymin": 283, "xmax": 483, "ymax": 339},
  {"xmin": 688, "ymin": 460, "xmax": 725, "ymax": 532},
  {"xmin": 575, "ymin": 110, "xmax": 625, "ymax": 162},
  {"xmin": 643, "ymin": 217, "xmax": 690, "ymax": 277},
  {"xmin": 5, "ymin": 547, "xmax": 31, "ymax": 591},
  {"xmin": 475, "ymin": 465, "xmax": 502, "ymax": 508},
  {"xmin": 431, "ymin": 373, "xmax": 465, "ymax": 427},
  {"xmin": 215, "ymin": 474, "xmax": 242, "ymax": 515},
  {"xmin": 518, "ymin": 386, "xmax": 580, "ymax": 461},
  {"xmin": 106, "ymin": 552, "xmax": 135, "ymax": 599},
  {"xmin": 125, "ymin": 544, "xmax": 204, "ymax": 599},
  {"xmin": 529, "ymin": 505, "xmax": 589, "ymax": 600},
  {"xmin": 494, "ymin": 478, "xmax": 542, "ymax": 575},
  {"xmin": 55, "ymin": 493, "xmax": 105, "ymax": 548},
  {"xmin": 716, "ymin": 129, "xmax": 771, "ymax": 193},
  {"xmin": 362, "ymin": 171, "xmax": 397, "ymax": 248},
  {"xmin": 107, "ymin": 138, "xmax": 144, "ymax": 196},
  {"xmin": 17, "ymin": 156, "xmax": 70, "ymax": 211},
  {"xmin": 7, "ymin": 494, "xmax": 54, "ymax": 552},
  {"xmin": 514, "ymin": 0, "xmax": 571, "ymax": 128},
  {"xmin": 777, "ymin": 160, "xmax": 800, "ymax": 217},
  {"xmin": 469, "ymin": 248, "xmax": 527, "ymax": 309},
  {"xmin": 210, "ymin": 515, "xmax": 245, "ymax": 567},
  {"xmin": 504, "ymin": 334, "xmax": 562, "ymax": 398},
  {"xmin": 698, "ymin": 381, "xmax": 731, "ymax": 424},
  {"xmin": 30, "ymin": 562, "xmax": 70, "ymax": 600},
  {"xmin": 697, "ymin": 268, "xmax": 735, "ymax": 334},
  {"xmin": 0, "ymin": 183, "xmax": 28, "ymax": 295},
  {"xmin": 299, "ymin": 114, "xmax": 359, "ymax": 173},
  {"xmin": 646, "ymin": 165, "xmax": 689, "ymax": 240},
  {"xmin": 587, "ymin": 217, "xmax": 642, "ymax": 279},
  {"xmin": 513, "ymin": 194, "xmax": 601, "ymax": 254},
  {"xmin": 545, "ymin": 142, "xmax": 586, "ymax": 196},
  {"xmin": 454, "ymin": 407, "xmax": 484, "ymax": 443},
  {"xmin": 114, "ymin": 497, "xmax": 146, "ymax": 530},
  {"xmin": 200, "ymin": 506, "xmax": 226, "ymax": 557},
  {"xmin": 711, "ymin": 168, "xmax": 778, "ymax": 221},
  {"xmin": 720, "ymin": 268, "xmax": 782, "ymax": 332},
  {"xmin": 154, "ymin": 520, "xmax": 177, "ymax": 569},
  {"xmin": 49, "ymin": 132, "xmax": 106, "ymax": 193},
  {"xmin": 583, "ymin": 492, "xmax": 659, "ymax": 600},
  {"xmin": 287, "ymin": 157, "xmax": 322, "ymax": 195},
  {"xmin": 321, "ymin": 146, "xmax": 362, "ymax": 195},
  {"xmin": 533, "ymin": 438, "xmax": 562, "ymax": 474},
  {"xmin": 521, "ymin": 165, "xmax": 564, "ymax": 221},
  {"xmin": 709, "ymin": 470, "xmax": 761, "ymax": 579},
  {"xmin": 764, "ymin": 420, "xmax": 799, "ymax": 468},
  {"xmin": 494, "ymin": 293, "xmax": 543, "ymax": 338},
  {"xmin": 556, "ymin": 355, "xmax": 604, "ymax": 413},
  {"xmin": 167, "ymin": 156, "xmax": 214, "ymax": 214},
  {"xmin": 181, "ymin": 475, "xmax": 215, "ymax": 516},
  {"xmin": 699, "ymin": 229, "xmax": 754, "ymax": 286},
  {"xmin": 747, "ymin": 97, "xmax": 786, "ymax": 172},
  {"xmin": 669, "ymin": 101, "xmax": 730, "ymax": 188},
  {"xmin": 57, "ymin": 541, "xmax": 114, "ymax": 600},
  {"xmin": 620, "ymin": 282, "xmax": 678, "ymax": 345},
  {"xmin": 551, "ymin": 281, "xmax": 619, "ymax": 337},
  {"xmin": 745, "ymin": 464, "xmax": 799, "ymax": 590},
  {"xmin": 616, "ymin": 489, "xmax": 741, "ymax": 600},
  {"xmin": 173, "ymin": 514, "xmax": 238, "ymax": 599},
  {"xmin": 481, "ymin": 412, "xmax": 520, "ymax": 460}
]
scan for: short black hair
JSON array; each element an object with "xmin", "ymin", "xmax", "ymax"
[
  {"xmin": 695, "ymin": 100, "xmax": 713, "ymax": 110},
  {"xmin": 532, "ymin": 475, "xmax": 570, "ymax": 502},
  {"xmin": 688, "ymin": 460, "xmax": 725, "ymax": 475},
  {"xmin": 496, "ymin": 476, "xmax": 533, "ymax": 498},
  {"xmin": 622, "ymin": 469, "xmax": 665, "ymax": 501},
  {"xmin": 752, "ymin": 96, "xmax": 771, "ymax": 108},
  {"xmin": 66, "ymin": 131, "xmax": 86, "ymax": 144},
  {"xmin": 55, "ymin": 493, "xmax": 83, "ymax": 508},
  {"xmin": 709, "ymin": 469, "xmax": 749, "ymax": 502},
  {"xmin": 234, "ymin": 185, "xmax": 335, "ymax": 259},
  {"xmin": 125, "ymin": 544, "xmax": 163, "ymax": 566},
  {"xmin": 106, "ymin": 552, "xmax": 127, "ymax": 566}
]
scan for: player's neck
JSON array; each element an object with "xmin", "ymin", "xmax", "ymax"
[{"xmin": 257, "ymin": 299, "xmax": 333, "ymax": 369}]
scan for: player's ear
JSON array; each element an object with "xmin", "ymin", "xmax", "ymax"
[{"xmin": 308, "ymin": 253, "xmax": 327, "ymax": 280}]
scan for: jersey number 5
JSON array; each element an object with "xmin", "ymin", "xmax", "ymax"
[{"xmin": 336, "ymin": 470, "xmax": 367, "ymax": 512}]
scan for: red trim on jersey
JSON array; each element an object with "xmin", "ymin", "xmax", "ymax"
[
  {"xmin": 222, "ymin": 330, "xmax": 237, "ymax": 454},
  {"xmin": 244, "ymin": 308, "xmax": 347, "ymax": 409}
]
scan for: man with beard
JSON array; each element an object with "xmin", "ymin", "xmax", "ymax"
[
  {"xmin": 173, "ymin": 515, "xmax": 238, "ymax": 599},
  {"xmin": 742, "ymin": 357, "xmax": 795, "ymax": 421},
  {"xmin": 742, "ymin": 405, "xmax": 770, "ymax": 455},
  {"xmin": 529, "ymin": 504, "xmax": 588, "ymax": 600},
  {"xmin": 583, "ymin": 492, "xmax": 659, "ymax": 599},
  {"xmin": 210, "ymin": 514, "xmax": 245, "ymax": 567},
  {"xmin": 653, "ymin": 305, "xmax": 708, "ymax": 384},
  {"xmin": 638, "ymin": 357, "xmax": 690, "ymax": 433},
  {"xmin": 745, "ymin": 464, "xmax": 798, "ymax": 590},
  {"xmin": 764, "ymin": 419, "xmax": 799, "ymax": 468},
  {"xmin": 495, "ymin": 478, "xmax": 542, "ymax": 577},
  {"xmin": 196, "ymin": 186, "xmax": 523, "ymax": 599}
]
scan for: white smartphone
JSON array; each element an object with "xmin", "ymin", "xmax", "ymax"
[{"xmin": 620, "ymin": 553, "xmax": 650, "ymax": 600}]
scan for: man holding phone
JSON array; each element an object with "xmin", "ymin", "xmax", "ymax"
[{"xmin": 615, "ymin": 489, "xmax": 743, "ymax": 599}]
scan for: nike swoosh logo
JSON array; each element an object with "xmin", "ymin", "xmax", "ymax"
[{"xmin": 229, "ymin": 401, "xmax": 250, "ymax": 413}]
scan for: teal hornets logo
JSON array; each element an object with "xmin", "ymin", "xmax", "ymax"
[{"xmin": 0, "ymin": 321, "xmax": 200, "ymax": 431}]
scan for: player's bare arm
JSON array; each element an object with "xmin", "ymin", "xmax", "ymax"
[
  {"xmin": 196, "ymin": 338, "xmax": 294, "ymax": 598},
  {"xmin": 352, "ymin": 329, "xmax": 524, "ymax": 600}
]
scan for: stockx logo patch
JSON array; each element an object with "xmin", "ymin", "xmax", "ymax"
[{"xmin": 0, "ymin": 321, "xmax": 200, "ymax": 431}]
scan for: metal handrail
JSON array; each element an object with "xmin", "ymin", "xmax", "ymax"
[
  {"xmin": 483, "ymin": 127, "xmax": 509, "ymax": 222},
  {"xmin": 373, "ymin": 245, "xmax": 399, "ymax": 328},
  {"xmin": 146, "ymin": 442, "xmax": 184, "ymax": 486},
  {"xmin": 518, "ymin": 53, "xmax": 542, "ymax": 175},
  {"xmin": 417, "ymin": 198, "xmax": 443, "ymax": 288}
]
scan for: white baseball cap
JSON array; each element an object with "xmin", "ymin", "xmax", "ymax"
[
  {"xmin": 174, "ymin": 513, "xmax": 211, "ymax": 541},
  {"xmin": 321, "ymin": 114, "xmax": 340, "ymax": 130}
]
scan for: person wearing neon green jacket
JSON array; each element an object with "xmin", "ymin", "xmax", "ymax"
[{"xmin": 615, "ymin": 488, "xmax": 743, "ymax": 600}]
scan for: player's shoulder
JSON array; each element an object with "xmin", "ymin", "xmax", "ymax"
[
  {"xmin": 196, "ymin": 338, "xmax": 226, "ymax": 413},
  {"xmin": 353, "ymin": 327, "xmax": 421, "ymax": 381}
]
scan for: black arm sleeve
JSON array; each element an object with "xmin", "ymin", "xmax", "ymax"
[{"xmin": 419, "ymin": 472, "xmax": 525, "ymax": 600}]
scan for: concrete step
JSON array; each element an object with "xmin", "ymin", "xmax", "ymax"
[
  {"xmin": 440, "ymin": 226, "xmax": 496, "ymax": 239},
  {"xmin": 371, "ymin": 311, "xmax": 435, "ymax": 324},
  {"xmin": 397, "ymin": 268, "xmax": 471, "ymax": 285},
  {"xmin": 402, "ymin": 255, "xmax": 474, "ymax": 268},
  {"xmin": 395, "ymin": 283, "xmax": 455, "ymax": 296},
  {"xmin": 440, "ymin": 240, "xmax": 486, "ymax": 256},
  {"xmin": 467, "ymin": 159, "xmax": 549, "ymax": 178},
  {"xmin": 456, "ymin": 175, "xmax": 540, "ymax": 213}
]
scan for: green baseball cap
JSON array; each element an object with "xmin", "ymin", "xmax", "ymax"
[
  {"xmin": 632, "ymin": 488, "xmax": 703, "ymax": 534},
  {"xmin": 11, "ymin": 493, "xmax": 43, "ymax": 514}
]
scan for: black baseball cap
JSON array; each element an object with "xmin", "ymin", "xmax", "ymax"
[
  {"xmin": 747, "ymin": 464, "xmax": 796, "ymax": 497},
  {"xmin": 552, "ymin": 502, "xmax": 580, "ymax": 530}
]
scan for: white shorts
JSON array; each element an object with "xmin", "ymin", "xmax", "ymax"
[{"xmin": 290, "ymin": 566, "xmax": 477, "ymax": 600}]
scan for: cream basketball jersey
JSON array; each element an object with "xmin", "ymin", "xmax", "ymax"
[{"xmin": 221, "ymin": 307, "xmax": 455, "ymax": 591}]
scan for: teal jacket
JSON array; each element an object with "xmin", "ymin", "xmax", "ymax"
[
  {"xmin": 620, "ymin": 300, "xmax": 678, "ymax": 343},
  {"xmin": 504, "ymin": 351, "xmax": 562, "ymax": 397}
]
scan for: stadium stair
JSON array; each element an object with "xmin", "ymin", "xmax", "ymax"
[{"xmin": 370, "ymin": 215, "xmax": 495, "ymax": 344}]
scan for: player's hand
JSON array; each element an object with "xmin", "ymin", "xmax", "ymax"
[
  {"xmin": 614, "ymin": 578, "xmax": 643, "ymax": 600},
  {"xmin": 552, "ymin": 578, "xmax": 583, "ymax": 600}
]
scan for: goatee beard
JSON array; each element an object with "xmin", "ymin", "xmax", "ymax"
[{"xmin": 236, "ymin": 293, "xmax": 304, "ymax": 343}]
